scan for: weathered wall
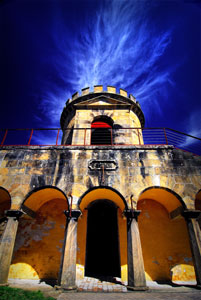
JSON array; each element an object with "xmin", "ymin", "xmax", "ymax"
[
  {"xmin": 9, "ymin": 198, "xmax": 66, "ymax": 279},
  {"xmin": 1, "ymin": 146, "xmax": 200, "ymax": 211},
  {"xmin": 0, "ymin": 145, "xmax": 201, "ymax": 282},
  {"xmin": 71, "ymin": 109, "xmax": 143, "ymax": 145},
  {"xmin": 138, "ymin": 199, "xmax": 195, "ymax": 282}
]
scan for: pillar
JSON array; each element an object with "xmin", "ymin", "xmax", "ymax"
[
  {"xmin": 182, "ymin": 210, "xmax": 201, "ymax": 287},
  {"xmin": 60, "ymin": 210, "xmax": 81, "ymax": 290},
  {"xmin": 0, "ymin": 210, "xmax": 23, "ymax": 284},
  {"xmin": 125, "ymin": 209, "xmax": 147, "ymax": 290}
]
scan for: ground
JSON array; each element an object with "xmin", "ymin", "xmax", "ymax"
[{"xmin": 7, "ymin": 279, "xmax": 201, "ymax": 300}]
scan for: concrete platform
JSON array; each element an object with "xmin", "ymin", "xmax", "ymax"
[
  {"xmin": 7, "ymin": 278, "xmax": 201, "ymax": 299},
  {"xmin": 58, "ymin": 292, "xmax": 201, "ymax": 300}
]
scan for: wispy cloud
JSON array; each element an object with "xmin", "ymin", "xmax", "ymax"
[
  {"xmin": 72, "ymin": 1, "xmax": 173, "ymax": 100},
  {"xmin": 187, "ymin": 110, "xmax": 201, "ymax": 138},
  {"xmin": 30, "ymin": 129, "xmax": 61, "ymax": 145},
  {"xmin": 174, "ymin": 110, "xmax": 201, "ymax": 155},
  {"xmin": 39, "ymin": 0, "xmax": 175, "ymax": 126},
  {"xmin": 182, "ymin": 110, "xmax": 201, "ymax": 146}
]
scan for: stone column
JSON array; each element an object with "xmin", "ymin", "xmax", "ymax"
[
  {"xmin": 182, "ymin": 210, "xmax": 201, "ymax": 287},
  {"xmin": 125, "ymin": 209, "xmax": 147, "ymax": 290},
  {"xmin": 0, "ymin": 210, "xmax": 23, "ymax": 285},
  {"xmin": 60, "ymin": 210, "xmax": 81, "ymax": 290}
]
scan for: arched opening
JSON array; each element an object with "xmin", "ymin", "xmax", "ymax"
[
  {"xmin": 77, "ymin": 187, "xmax": 127, "ymax": 283},
  {"xmin": 91, "ymin": 117, "xmax": 113, "ymax": 145},
  {"xmin": 195, "ymin": 190, "xmax": 201, "ymax": 229},
  {"xmin": 137, "ymin": 187, "xmax": 196, "ymax": 284},
  {"xmin": 85, "ymin": 200, "xmax": 120, "ymax": 278},
  {"xmin": 0, "ymin": 187, "xmax": 11, "ymax": 241},
  {"xmin": 9, "ymin": 187, "xmax": 68, "ymax": 282}
]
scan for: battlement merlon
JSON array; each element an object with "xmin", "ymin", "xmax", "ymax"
[{"xmin": 60, "ymin": 85, "xmax": 145, "ymax": 129}]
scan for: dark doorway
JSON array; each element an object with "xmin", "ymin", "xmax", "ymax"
[
  {"xmin": 85, "ymin": 200, "xmax": 121, "ymax": 278},
  {"xmin": 91, "ymin": 119, "xmax": 113, "ymax": 145}
]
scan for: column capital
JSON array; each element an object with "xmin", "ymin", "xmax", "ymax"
[
  {"xmin": 64, "ymin": 210, "xmax": 82, "ymax": 222},
  {"xmin": 182, "ymin": 210, "xmax": 201, "ymax": 220},
  {"xmin": 124, "ymin": 209, "xmax": 141, "ymax": 221},
  {"xmin": 5, "ymin": 210, "xmax": 24, "ymax": 220}
]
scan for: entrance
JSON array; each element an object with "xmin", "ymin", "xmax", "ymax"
[{"xmin": 85, "ymin": 200, "xmax": 120, "ymax": 278}]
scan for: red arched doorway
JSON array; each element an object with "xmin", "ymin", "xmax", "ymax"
[{"xmin": 91, "ymin": 118, "xmax": 113, "ymax": 145}]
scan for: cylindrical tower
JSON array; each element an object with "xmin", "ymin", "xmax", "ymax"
[{"xmin": 60, "ymin": 85, "xmax": 145, "ymax": 146}]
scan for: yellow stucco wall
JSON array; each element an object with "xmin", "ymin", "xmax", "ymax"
[
  {"xmin": 138, "ymin": 199, "xmax": 195, "ymax": 282},
  {"xmin": 76, "ymin": 210, "xmax": 87, "ymax": 280},
  {"xmin": 118, "ymin": 208, "xmax": 127, "ymax": 283},
  {"xmin": 9, "ymin": 198, "xmax": 66, "ymax": 279}
]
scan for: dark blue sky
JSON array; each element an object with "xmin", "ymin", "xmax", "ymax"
[{"xmin": 0, "ymin": 0, "xmax": 200, "ymax": 140}]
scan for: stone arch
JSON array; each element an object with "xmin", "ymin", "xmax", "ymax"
[
  {"xmin": 0, "ymin": 187, "xmax": 11, "ymax": 240},
  {"xmin": 22, "ymin": 185, "xmax": 69, "ymax": 212},
  {"xmin": 78, "ymin": 186, "xmax": 128, "ymax": 212},
  {"xmin": 89, "ymin": 111, "xmax": 114, "ymax": 125},
  {"xmin": 92, "ymin": 115, "xmax": 114, "ymax": 126},
  {"xmin": 9, "ymin": 186, "xmax": 68, "ymax": 282},
  {"xmin": 138, "ymin": 186, "xmax": 186, "ymax": 212},
  {"xmin": 137, "ymin": 186, "xmax": 195, "ymax": 283},
  {"xmin": 77, "ymin": 187, "xmax": 128, "ymax": 283}
]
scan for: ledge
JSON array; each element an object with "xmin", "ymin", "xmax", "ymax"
[{"xmin": 0, "ymin": 145, "xmax": 174, "ymax": 151}]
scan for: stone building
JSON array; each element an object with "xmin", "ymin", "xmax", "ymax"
[{"xmin": 0, "ymin": 85, "xmax": 201, "ymax": 290}]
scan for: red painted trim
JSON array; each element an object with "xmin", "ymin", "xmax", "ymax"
[{"xmin": 91, "ymin": 121, "xmax": 111, "ymax": 128}]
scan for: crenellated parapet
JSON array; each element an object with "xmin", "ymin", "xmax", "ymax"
[
  {"xmin": 70, "ymin": 85, "xmax": 137, "ymax": 103},
  {"xmin": 60, "ymin": 85, "xmax": 145, "ymax": 129}
]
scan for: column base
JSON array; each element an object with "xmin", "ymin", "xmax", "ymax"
[
  {"xmin": 60, "ymin": 285, "xmax": 77, "ymax": 291},
  {"xmin": 0, "ymin": 283, "xmax": 9, "ymax": 286},
  {"xmin": 127, "ymin": 285, "xmax": 149, "ymax": 291}
]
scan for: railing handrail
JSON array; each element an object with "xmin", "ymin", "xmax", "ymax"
[
  {"xmin": 0, "ymin": 127, "xmax": 200, "ymax": 156},
  {"xmin": 0, "ymin": 127, "xmax": 200, "ymax": 141},
  {"xmin": 165, "ymin": 127, "xmax": 201, "ymax": 141}
]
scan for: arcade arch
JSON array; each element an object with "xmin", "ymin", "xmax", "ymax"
[
  {"xmin": 9, "ymin": 186, "xmax": 68, "ymax": 281},
  {"xmin": 77, "ymin": 187, "xmax": 128, "ymax": 283},
  {"xmin": 137, "ymin": 187, "xmax": 195, "ymax": 283}
]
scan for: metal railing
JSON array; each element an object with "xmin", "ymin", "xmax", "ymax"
[{"xmin": 0, "ymin": 127, "xmax": 201, "ymax": 155}]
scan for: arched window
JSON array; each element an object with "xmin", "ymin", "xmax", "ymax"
[{"xmin": 91, "ymin": 117, "xmax": 113, "ymax": 145}]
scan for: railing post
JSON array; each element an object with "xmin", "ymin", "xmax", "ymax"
[
  {"xmin": 111, "ymin": 128, "xmax": 113, "ymax": 145},
  {"xmin": 27, "ymin": 129, "xmax": 33, "ymax": 145},
  {"xmin": 56, "ymin": 129, "xmax": 60, "ymax": 145},
  {"xmin": 84, "ymin": 129, "xmax": 86, "ymax": 146},
  {"xmin": 137, "ymin": 128, "xmax": 141, "ymax": 145},
  {"xmin": 1, "ymin": 129, "xmax": 8, "ymax": 146},
  {"xmin": 163, "ymin": 128, "xmax": 168, "ymax": 145}
]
